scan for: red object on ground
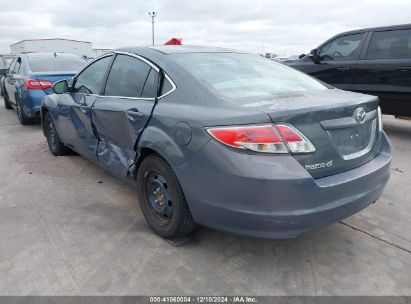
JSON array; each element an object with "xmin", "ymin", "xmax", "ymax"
[{"xmin": 164, "ymin": 38, "xmax": 182, "ymax": 45}]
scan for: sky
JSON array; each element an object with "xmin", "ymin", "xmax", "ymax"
[{"xmin": 0, "ymin": 0, "xmax": 410, "ymax": 56}]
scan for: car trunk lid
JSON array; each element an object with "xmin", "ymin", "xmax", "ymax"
[
  {"xmin": 33, "ymin": 71, "xmax": 76, "ymax": 94},
  {"xmin": 230, "ymin": 89, "xmax": 383, "ymax": 178}
]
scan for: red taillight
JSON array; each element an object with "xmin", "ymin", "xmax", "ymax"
[
  {"xmin": 207, "ymin": 124, "xmax": 316, "ymax": 154},
  {"xmin": 275, "ymin": 124, "xmax": 316, "ymax": 153},
  {"xmin": 207, "ymin": 124, "xmax": 288, "ymax": 153},
  {"xmin": 275, "ymin": 125, "xmax": 303, "ymax": 142},
  {"xmin": 24, "ymin": 79, "xmax": 52, "ymax": 90}
]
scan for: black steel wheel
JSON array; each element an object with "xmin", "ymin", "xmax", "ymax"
[
  {"xmin": 137, "ymin": 154, "xmax": 196, "ymax": 239},
  {"xmin": 146, "ymin": 171, "xmax": 174, "ymax": 224}
]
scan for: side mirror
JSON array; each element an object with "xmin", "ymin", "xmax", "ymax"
[
  {"xmin": 0, "ymin": 69, "xmax": 7, "ymax": 76},
  {"xmin": 52, "ymin": 80, "xmax": 68, "ymax": 94},
  {"xmin": 298, "ymin": 54, "xmax": 306, "ymax": 59},
  {"xmin": 308, "ymin": 49, "xmax": 320, "ymax": 64}
]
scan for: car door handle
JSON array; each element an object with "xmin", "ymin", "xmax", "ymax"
[
  {"xmin": 126, "ymin": 108, "xmax": 144, "ymax": 118},
  {"xmin": 396, "ymin": 66, "xmax": 411, "ymax": 71},
  {"xmin": 337, "ymin": 67, "xmax": 350, "ymax": 71}
]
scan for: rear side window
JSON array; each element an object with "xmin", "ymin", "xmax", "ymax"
[
  {"xmin": 366, "ymin": 29, "xmax": 411, "ymax": 59},
  {"xmin": 74, "ymin": 55, "xmax": 112, "ymax": 94},
  {"xmin": 161, "ymin": 77, "xmax": 173, "ymax": 96},
  {"xmin": 28, "ymin": 54, "xmax": 87, "ymax": 72},
  {"xmin": 141, "ymin": 68, "xmax": 158, "ymax": 98},
  {"xmin": 104, "ymin": 54, "xmax": 151, "ymax": 98},
  {"xmin": 319, "ymin": 33, "xmax": 364, "ymax": 61}
]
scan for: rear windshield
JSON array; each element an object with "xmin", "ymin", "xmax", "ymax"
[
  {"xmin": 171, "ymin": 53, "xmax": 327, "ymax": 99},
  {"xmin": 28, "ymin": 54, "xmax": 87, "ymax": 72}
]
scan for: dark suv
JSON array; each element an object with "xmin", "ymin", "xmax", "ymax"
[{"xmin": 287, "ymin": 24, "xmax": 411, "ymax": 117}]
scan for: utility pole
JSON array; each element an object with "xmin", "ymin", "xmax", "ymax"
[{"xmin": 148, "ymin": 11, "xmax": 157, "ymax": 46}]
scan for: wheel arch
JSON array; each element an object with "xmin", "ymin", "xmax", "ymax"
[
  {"xmin": 134, "ymin": 147, "xmax": 159, "ymax": 174},
  {"xmin": 133, "ymin": 125, "xmax": 185, "ymax": 178},
  {"xmin": 40, "ymin": 95, "xmax": 59, "ymax": 135}
]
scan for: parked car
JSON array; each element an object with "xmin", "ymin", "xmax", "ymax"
[
  {"xmin": 41, "ymin": 46, "xmax": 392, "ymax": 240},
  {"xmin": 0, "ymin": 75, "xmax": 4, "ymax": 97},
  {"xmin": 287, "ymin": 24, "xmax": 411, "ymax": 117},
  {"xmin": 0, "ymin": 55, "xmax": 15, "ymax": 96},
  {"xmin": 3, "ymin": 52, "xmax": 87, "ymax": 124},
  {"xmin": 275, "ymin": 55, "xmax": 300, "ymax": 64}
]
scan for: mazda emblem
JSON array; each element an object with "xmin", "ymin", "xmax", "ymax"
[{"xmin": 353, "ymin": 107, "xmax": 366, "ymax": 124}]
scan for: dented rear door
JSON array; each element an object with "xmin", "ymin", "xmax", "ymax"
[{"xmin": 91, "ymin": 53, "xmax": 158, "ymax": 178}]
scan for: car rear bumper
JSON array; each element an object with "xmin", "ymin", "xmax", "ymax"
[{"xmin": 177, "ymin": 132, "xmax": 392, "ymax": 239}]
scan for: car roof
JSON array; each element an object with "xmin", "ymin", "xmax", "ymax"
[
  {"xmin": 337, "ymin": 23, "xmax": 411, "ymax": 36},
  {"xmin": 116, "ymin": 45, "xmax": 247, "ymax": 55}
]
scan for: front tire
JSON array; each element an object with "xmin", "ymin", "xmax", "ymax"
[
  {"xmin": 137, "ymin": 154, "xmax": 196, "ymax": 239},
  {"xmin": 44, "ymin": 112, "xmax": 70, "ymax": 156}
]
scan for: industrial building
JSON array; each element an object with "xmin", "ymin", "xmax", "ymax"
[
  {"xmin": 92, "ymin": 48, "xmax": 112, "ymax": 58},
  {"xmin": 9, "ymin": 38, "xmax": 109, "ymax": 59}
]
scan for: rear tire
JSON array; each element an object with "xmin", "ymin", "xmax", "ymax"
[
  {"xmin": 137, "ymin": 154, "xmax": 196, "ymax": 239},
  {"xmin": 16, "ymin": 98, "xmax": 32, "ymax": 125},
  {"xmin": 3, "ymin": 94, "xmax": 12, "ymax": 109},
  {"xmin": 44, "ymin": 112, "xmax": 70, "ymax": 156}
]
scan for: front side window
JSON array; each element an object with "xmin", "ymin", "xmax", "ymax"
[
  {"xmin": 366, "ymin": 29, "xmax": 411, "ymax": 59},
  {"xmin": 73, "ymin": 55, "xmax": 112, "ymax": 94},
  {"xmin": 171, "ymin": 53, "xmax": 326, "ymax": 99},
  {"xmin": 104, "ymin": 54, "xmax": 151, "ymax": 98},
  {"xmin": 319, "ymin": 33, "xmax": 364, "ymax": 61}
]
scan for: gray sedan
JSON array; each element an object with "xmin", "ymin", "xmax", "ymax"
[{"xmin": 40, "ymin": 46, "xmax": 392, "ymax": 240}]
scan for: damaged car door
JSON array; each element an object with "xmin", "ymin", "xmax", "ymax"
[
  {"xmin": 57, "ymin": 55, "xmax": 113, "ymax": 162},
  {"xmin": 91, "ymin": 53, "xmax": 159, "ymax": 178}
]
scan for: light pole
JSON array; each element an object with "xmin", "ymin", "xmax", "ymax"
[{"xmin": 148, "ymin": 11, "xmax": 157, "ymax": 46}]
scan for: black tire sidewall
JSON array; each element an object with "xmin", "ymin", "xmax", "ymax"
[
  {"xmin": 3, "ymin": 94, "xmax": 12, "ymax": 109},
  {"xmin": 137, "ymin": 155, "xmax": 193, "ymax": 238},
  {"xmin": 16, "ymin": 98, "xmax": 30, "ymax": 125},
  {"xmin": 45, "ymin": 112, "xmax": 62, "ymax": 155}
]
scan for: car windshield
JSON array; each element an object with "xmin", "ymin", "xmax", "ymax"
[
  {"xmin": 28, "ymin": 54, "xmax": 87, "ymax": 72},
  {"xmin": 171, "ymin": 52, "xmax": 327, "ymax": 99}
]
